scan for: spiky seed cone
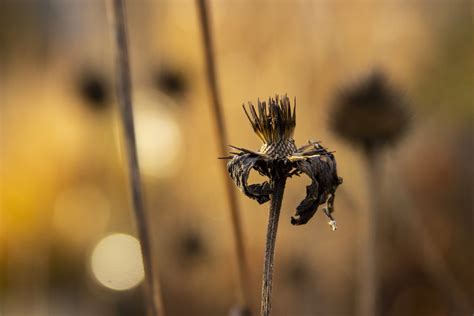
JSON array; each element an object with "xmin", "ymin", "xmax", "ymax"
[
  {"xmin": 243, "ymin": 95, "xmax": 296, "ymax": 143},
  {"xmin": 243, "ymin": 95, "xmax": 297, "ymax": 158},
  {"xmin": 260, "ymin": 139, "xmax": 297, "ymax": 159},
  {"xmin": 330, "ymin": 70, "xmax": 411, "ymax": 150}
]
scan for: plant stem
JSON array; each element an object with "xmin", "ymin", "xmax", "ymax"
[
  {"xmin": 108, "ymin": 1, "xmax": 164, "ymax": 315},
  {"xmin": 261, "ymin": 176, "xmax": 286, "ymax": 316},
  {"xmin": 196, "ymin": 0, "xmax": 252, "ymax": 313},
  {"xmin": 359, "ymin": 146, "xmax": 379, "ymax": 316}
]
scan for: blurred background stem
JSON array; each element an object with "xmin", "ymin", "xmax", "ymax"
[
  {"xmin": 107, "ymin": 0, "xmax": 164, "ymax": 315},
  {"xmin": 196, "ymin": 0, "xmax": 252, "ymax": 314},
  {"xmin": 359, "ymin": 146, "xmax": 380, "ymax": 316}
]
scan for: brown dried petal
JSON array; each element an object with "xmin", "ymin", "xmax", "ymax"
[
  {"xmin": 291, "ymin": 155, "xmax": 339, "ymax": 225},
  {"xmin": 227, "ymin": 153, "xmax": 272, "ymax": 204}
]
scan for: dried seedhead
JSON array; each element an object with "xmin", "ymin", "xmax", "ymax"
[
  {"xmin": 77, "ymin": 69, "xmax": 110, "ymax": 110},
  {"xmin": 225, "ymin": 95, "xmax": 342, "ymax": 228},
  {"xmin": 154, "ymin": 66, "xmax": 188, "ymax": 100},
  {"xmin": 330, "ymin": 70, "xmax": 411, "ymax": 149}
]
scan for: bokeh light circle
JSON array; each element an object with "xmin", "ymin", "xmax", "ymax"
[{"xmin": 90, "ymin": 233, "xmax": 144, "ymax": 291}]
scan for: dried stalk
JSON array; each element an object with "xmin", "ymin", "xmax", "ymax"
[
  {"xmin": 261, "ymin": 177, "xmax": 286, "ymax": 316},
  {"xmin": 196, "ymin": 0, "xmax": 252, "ymax": 313},
  {"xmin": 359, "ymin": 147, "xmax": 379, "ymax": 316},
  {"xmin": 107, "ymin": 1, "xmax": 164, "ymax": 315}
]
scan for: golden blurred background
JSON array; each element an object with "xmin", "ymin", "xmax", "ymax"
[{"xmin": 0, "ymin": 1, "xmax": 472, "ymax": 315}]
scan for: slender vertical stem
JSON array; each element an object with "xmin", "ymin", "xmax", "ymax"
[
  {"xmin": 196, "ymin": 0, "xmax": 252, "ymax": 313},
  {"xmin": 359, "ymin": 147, "xmax": 379, "ymax": 316},
  {"xmin": 107, "ymin": 1, "xmax": 164, "ymax": 315},
  {"xmin": 261, "ymin": 176, "xmax": 286, "ymax": 316}
]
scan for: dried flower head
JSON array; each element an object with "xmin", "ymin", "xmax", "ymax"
[
  {"xmin": 175, "ymin": 229, "xmax": 207, "ymax": 265},
  {"xmin": 330, "ymin": 71, "xmax": 411, "ymax": 149},
  {"xmin": 77, "ymin": 70, "xmax": 110, "ymax": 110},
  {"xmin": 225, "ymin": 95, "xmax": 342, "ymax": 228},
  {"xmin": 154, "ymin": 66, "xmax": 188, "ymax": 100}
]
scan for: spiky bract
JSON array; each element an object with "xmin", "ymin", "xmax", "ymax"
[{"xmin": 243, "ymin": 95, "xmax": 296, "ymax": 145}]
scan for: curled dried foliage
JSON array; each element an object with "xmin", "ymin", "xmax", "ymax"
[
  {"xmin": 330, "ymin": 71, "xmax": 411, "ymax": 149},
  {"xmin": 225, "ymin": 95, "xmax": 342, "ymax": 228}
]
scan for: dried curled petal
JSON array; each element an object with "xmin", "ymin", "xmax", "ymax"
[
  {"xmin": 291, "ymin": 154, "xmax": 340, "ymax": 225},
  {"xmin": 227, "ymin": 153, "xmax": 272, "ymax": 204}
]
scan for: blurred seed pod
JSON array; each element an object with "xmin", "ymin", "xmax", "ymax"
[
  {"xmin": 283, "ymin": 257, "xmax": 312, "ymax": 288},
  {"xmin": 174, "ymin": 229, "xmax": 207, "ymax": 266},
  {"xmin": 153, "ymin": 66, "xmax": 188, "ymax": 100},
  {"xmin": 77, "ymin": 69, "xmax": 111, "ymax": 110},
  {"xmin": 329, "ymin": 70, "xmax": 411, "ymax": 150}
]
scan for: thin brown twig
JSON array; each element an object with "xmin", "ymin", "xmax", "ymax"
[
  {"xmin": 107, "ymin": 1, "xmax": 164, "ymax": 315},
  {"xmin": 196, "ymin": 0, "xmax": 252, "ymax": 313}
]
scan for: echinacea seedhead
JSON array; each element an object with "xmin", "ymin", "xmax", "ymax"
[
  {"xmin": 330, "ymin": 70, "xmax": 411, "ymax": 150},
  {"xmin": 77, "ymin": 70, "xmax": 111, "ymax": 110},
  {"xmin": 225, "ymin": 95, "xmax": 342, "ymax": 228},
  {"xmin": 242, "ymin": 95, "xmax": 296, "ymax": 158},
  {"xmin": 154, "ymin": 66, "xmax": 188, "ymax": 99}
]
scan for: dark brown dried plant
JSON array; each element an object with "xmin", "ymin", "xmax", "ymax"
[{"xmin": 225, "ymin": 95, "xmax": 342, "ymax": 316}]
